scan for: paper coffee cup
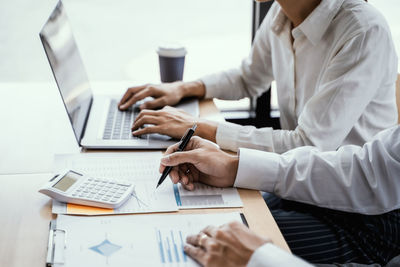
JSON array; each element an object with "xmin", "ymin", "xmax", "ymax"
[{"xmin": 157, "ymin": 45, "xmax": 187, "ymax": 83}]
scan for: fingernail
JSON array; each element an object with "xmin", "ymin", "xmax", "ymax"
[
  {"xmin": 161, "ymin": 155, "xmax": 170, "ymax": 163},
  {"xmin": 132, "ymin": 131, "xmax": 138, "ymax": 135},
  {"xmin": 183, "ymin": 245, "xmax": 189, "ymax": 251}
]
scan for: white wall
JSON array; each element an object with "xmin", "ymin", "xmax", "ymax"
[{"xmin": 0, "ymin": 0, "xmax": 252, "ymax": 83}]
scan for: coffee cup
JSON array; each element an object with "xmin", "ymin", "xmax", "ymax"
[{"xmin": 157, "ymin": 44, "xmax": 187, "ymax": 83}]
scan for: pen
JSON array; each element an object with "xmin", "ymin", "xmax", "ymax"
[{"xmin": 156, "ymin": 123, "xmax": 197, "ymax": 189}]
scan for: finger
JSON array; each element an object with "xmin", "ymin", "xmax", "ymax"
[
  {"xmin": 169, "ymin": 168, "xmax": 180, "ymax": 184},
  {"xmin": 181, "ymin": 181, "xmax": 195, "ymax": 191},
  {"xmin": 186, "ymin": 232, "xmax": 208, "ymax": 247},
  {"xmin": 120, "ymin": 88, "xmax": 154, "ymax": 110},
  {"xmin": 132, "ymin": 126, "xmax": 161, "ymax": 136},
  {"xmin": 202, "ymin": 237, "xmax": 221, "ymax": 253},
  {"xmin": 159, "ymin": 163, "xmax": 164, "ymax": 173},
  {"xmin": 161, "ymin": 151, "xmax": 199, "ymax": 167},
  {"xmin": 177, "ymin": 167, "xmax": 189, "ymax": 185},
  {"xmin": 140, "ymin": 97, "xmax": 168, "ymax": 110},
  {"xmin": 188, "ymin": 164, "xmax": 199, "ymax": 183},
  {"xmin": 178, "ymin": 164, "xmax": 190, "ymax": 185},
  {"xmin": 164, "ymin": 142, "xmax": 181, "ymax": 157},
  {"xmin": 201, "ymin": 225, "xmax": 219, "ymax": 238},
  {"xmin": 132, "ymin": 115, "xmax": 162, "ymax": 131},
  {"xmin": 119, "ymin": 85, "xmax": 147, "ymax": 109},
  {"xmin": 160, "ymin": 143, "xmax": 181, "ymax": 172},
  {"xmin": 184, "ymin": 244, "xmax": 207, "ymax": 266},
  {"xmin": 134, "ymin": 109, "xmax": 160, "ymax": 122}
]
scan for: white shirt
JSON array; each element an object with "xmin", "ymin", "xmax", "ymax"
[
  {"xmin": 248, "ymin": 243, "xmax": 312, "ymax": 267},
  {"xmin": 201, "ymin": 0, "xmax": 398, "ymax": 153},
  {"xmin": 235, "ymin": 125, "xmax": 400, "ymax": 215}
]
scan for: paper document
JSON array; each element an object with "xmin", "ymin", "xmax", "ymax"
[
  {"xmin": 52, "ymin": 212, "xmax": 243, "ymax": 267},
  {"xmin": 52, "ymin": 152, "xmax": 178, "ymax": 215},
  {"xmin": 174, "ymin": 183, "xmax": 243, "ymax": 209}
]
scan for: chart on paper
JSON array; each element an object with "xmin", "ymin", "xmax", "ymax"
[
  {"xmin": 156, "ymin": 228, "xmax": 188, "ymax": 264},
  {"xmin": 174, "ymin": 183, "xmax": 243, "ymax": 209},
  {"xmin": 52, "ymin": 152, "xmax": 178, "ymax": 215},
  {"xmin": 53, "ymin": 212, "xmax": 244, "ymax": 267}
]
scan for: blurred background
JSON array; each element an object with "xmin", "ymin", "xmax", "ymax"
[
  {"xmin": 0, "ymin": 0, "xmax": 251, "ymax": 84},
  {"xmin": 0, "ymin": 0, "xmax": 398, "ymax": 112},
  {"xmin": 0, "ymin": 0, "xmax": 398, "ymax": 175},
  {"xmin": 0, "ymin": 0, "xmax": 398, "ymax": 83}
]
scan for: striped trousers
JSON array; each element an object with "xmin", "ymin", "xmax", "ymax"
[{"xmin": 263, "ymin": 193, "xmax": 400, "ymax": 265}]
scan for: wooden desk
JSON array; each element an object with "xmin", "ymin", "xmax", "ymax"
[{"xmin": 0, "ymin": 100, "xmax": 289, "ymax": 267}]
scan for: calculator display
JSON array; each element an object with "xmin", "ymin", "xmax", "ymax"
[{"xmin": 53, "ymin": 171, "xmax": 80, "ymax": 192}]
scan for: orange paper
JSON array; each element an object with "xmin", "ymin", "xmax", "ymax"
[{"xmin": 67, "ymin": 203, "xmax": 114, "ymax": 215}]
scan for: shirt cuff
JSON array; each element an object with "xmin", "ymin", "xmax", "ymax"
[
  {"xmin": 234, "ymin": 148, "xmax": 280, "ymax": 192},
  {"xmin": 215, "ymin": 121, "xmax": 243, "ymax": 152},
  {"xmin": 200, "ymin": 73, "xmax": 222, "ymax": 99},
  {"xmin": 247, "ymin": 243, "xmax": 312, "ymax": 267}
]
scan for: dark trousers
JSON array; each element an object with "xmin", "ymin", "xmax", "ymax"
[{"xmin": 263, "ymin": 193, "xmax": 400, "ymax": 265}]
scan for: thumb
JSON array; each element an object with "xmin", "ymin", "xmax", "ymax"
[{"xmin": 161, "ymin": 151, "xmax": 198, "ymax": 167}]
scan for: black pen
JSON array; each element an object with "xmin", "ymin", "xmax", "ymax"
[{"xmin": 156, "ymin": 123, "xmax": 197, "ymax": 189}]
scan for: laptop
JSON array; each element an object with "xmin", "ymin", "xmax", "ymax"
[{"xmin": 39, "ymin": 1, "xmax": 199, "ymax": 149}]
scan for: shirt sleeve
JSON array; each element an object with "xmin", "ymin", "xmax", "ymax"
[
  {"xmin": 213, "ymin": 21, "xmax": 398, "ymax": 153},
  {"xmin": 199, "ymin": 4, "xmax": 275, "ymax": 101},
  {"xmin": 247, "ymin": 243, "xmax": 313, "ymax": 267},
  {"xmin": 234, "ymin": 126, "xmax": 400, "ymax": 215}
]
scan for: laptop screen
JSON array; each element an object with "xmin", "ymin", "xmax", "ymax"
[{"xmin": 39, "ymin": 1, "xmax": 92, "ymax": 144}]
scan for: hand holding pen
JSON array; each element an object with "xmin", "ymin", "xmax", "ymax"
[
  {"xmin": 158, "ymin": 131, "xmax": 239, "ymax": 191},
  {"xmin": 156, "ymin": 124, "xmax": 197, "ymax": 188}
]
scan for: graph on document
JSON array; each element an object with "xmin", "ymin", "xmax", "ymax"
[
  {"xmin": 156, "ymin": 228, "xmax": 188, "ymax": 266},
  {"xmin": 173, "ymin": 183, "xmax": 243, "ymax": 209}
]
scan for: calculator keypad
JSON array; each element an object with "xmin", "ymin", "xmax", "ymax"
[{"xmin": 70, "ymin": 178, "xmax": 131, "ymax": 203}]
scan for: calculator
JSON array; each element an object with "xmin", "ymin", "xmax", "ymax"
[{"xmin": 39, "ymin": 169, "xmax": 134, "ymax": 209}]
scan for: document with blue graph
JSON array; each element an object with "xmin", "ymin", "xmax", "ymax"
[{"xmin": 50, "ymin": 212, "xmax": 243, "ymax": 267}]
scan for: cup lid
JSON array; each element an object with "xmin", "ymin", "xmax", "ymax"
[{"xmin": 157, "ymin": 44, "xmax": 187, "ymax": 58}]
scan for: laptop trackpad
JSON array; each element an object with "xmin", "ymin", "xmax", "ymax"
[{"xmin": 148, "ymin": 133, "xmax": 174, "ymax": 141}]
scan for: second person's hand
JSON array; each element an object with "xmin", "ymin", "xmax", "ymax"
[
  {"xmin": 132, "ymin": 106, "xmax": 218, "ymax": 141},
  {"xmin": 159, "ymin": 136, "xmax": 239, "ymax": 190},
  {"xmin": 132, "ymin": 106, "xmax": 196, "ymax": 139}
]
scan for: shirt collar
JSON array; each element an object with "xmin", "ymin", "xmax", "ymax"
[{"xmin": 272, "ymin": 0, "xmax": 345, "ymax": 46}]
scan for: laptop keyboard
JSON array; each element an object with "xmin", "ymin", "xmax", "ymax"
[{"xmin": 102, "ymin": 100, "xmax": 146, "ymax": 140}]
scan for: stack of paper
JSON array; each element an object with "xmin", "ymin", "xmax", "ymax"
[{"xmin": 52, "ymin": 152, "xmax": 242, "ymax": 215}]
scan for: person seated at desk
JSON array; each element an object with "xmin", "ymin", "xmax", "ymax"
[
  {"xmin": 183, "ymin": 221, "xmax": 400, "ymax": 267},
  {"xmin": 119, "ymin": 0, "xmax": 398, "ymax": 154},
  {"xmin": 159, "ymin": 126, "xmax": 400, "ymax": 265}
]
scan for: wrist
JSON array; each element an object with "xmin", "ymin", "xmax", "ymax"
[
  {"xmin": 228, "ymin": 154, "xmax": 239, "ymax": 186},
  {"xmin": 179, "ymin": 80, "xmax": 206, "ymax": 99},
  {"xmin": 195, "ymin": 119, "xmax": 217, "ymax": 143}
]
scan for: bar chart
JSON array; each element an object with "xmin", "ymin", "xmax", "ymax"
[{"xmin": 156, "ymin": 228, "xmax": 188, "ymax": 265}]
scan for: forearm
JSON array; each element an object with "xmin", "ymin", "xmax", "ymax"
[
  {"xmin": 178, "ymin": 80, "xmax": 206, "ymax": 99},
  {"xmin": 215, "ymin": 122, "xmax": 314, "ymax": 153},
  {"xmin": 234, "ymin": 126, "xmax": 400, "ymax": 215},
  {"xmin": 200, "ymin": 69, "xmax": 259, "ymax": 100}
]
